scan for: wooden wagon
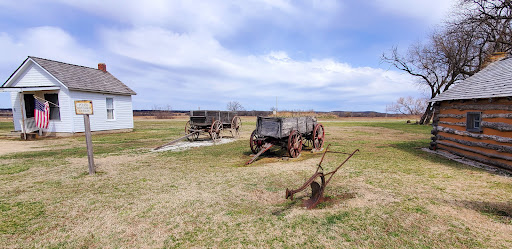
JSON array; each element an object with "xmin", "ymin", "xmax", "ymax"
[
  {"xmin": 247, "ymin": 116, "xmax": 325, "ymax": 164},
  {"xmin": 185, "ymin": 110, "xmax": 242, "ymax": 142}
]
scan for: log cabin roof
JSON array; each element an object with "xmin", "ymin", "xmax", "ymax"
[
  {"xmin": 430, "ymin": 57, "xmax": 512, "ymax": 102},
  {"xmin": 2, "ymin": 56, "xmax": 136, "ymax": 95}
]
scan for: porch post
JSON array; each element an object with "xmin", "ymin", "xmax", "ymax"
[{"xmin": 19, "ymin": 92, "xmax": 26, "ymax": 140}]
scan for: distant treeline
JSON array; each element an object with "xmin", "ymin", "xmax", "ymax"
[
  {"xmin": 0, "ymin": 108, "xmax": 12, "ymax": 117},
  {"xmin": 133, "ymin": 110, "xmax": 404, "ymax": 118},
  {"xmin": 0, "ymin": 109, "xmax": 405, "ymax": 118}
]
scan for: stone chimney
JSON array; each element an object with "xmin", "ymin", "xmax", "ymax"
[
  {"xmin": 98, "ymin": 63, "xmax": 107, "ymax": 72},
  {"xmin": 481, "ymin": 52, "xmax": 509, "ymax": 69}
]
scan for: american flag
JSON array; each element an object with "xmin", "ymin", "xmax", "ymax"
[{"xmin": 34, "ymin": 98, "xmax": 50, "ymax": 129}]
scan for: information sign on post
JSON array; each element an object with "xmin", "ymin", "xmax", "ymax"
[
  {"xmin": 75, "ymin": 100, "xmax": 93, "ymax": 115},
  {"xmin": 75, "ymin": 100, "xmax": 95, "ymax": 175}
]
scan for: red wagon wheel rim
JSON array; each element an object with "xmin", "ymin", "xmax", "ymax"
[
  {"xmin": 250, "ymin": 130, "xmax": 263, "ymax": 154},
  {"xmin": 313, "ymin": 123, "xmax": 325, "ymax": 150},
  {"xmin": 288, "ymin": 130, "xmax": 303, "ymax": 158}
]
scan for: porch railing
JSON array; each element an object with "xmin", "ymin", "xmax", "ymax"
[{"xmin": 20, "ymin": 118, "xmax": 38, "ymax": 133}]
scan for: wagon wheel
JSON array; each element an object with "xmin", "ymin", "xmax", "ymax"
[
  {"xmin": 231, "ymin": 116, "xmax": 242, "ymax": 138},
  {"xmin": 210, "ymin": 120, "xmax": 223, "ymax": 142},
  {"xmin": 287, "ymin": 130, "xmax": 303, "ymax": 158},
  {"xmin": 250, "ymin": 130, "xmax": 264, "ymax": 154},
  {"xmin": 312, "ymin": 123, "xmax": 325, "ymax": 150},
  {"xmin": 185, "ymin": 121, "xmax": 199, "ymax": 141}
]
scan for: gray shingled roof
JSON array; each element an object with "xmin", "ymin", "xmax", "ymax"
[
  {"xmin": 430, "ymin": 57, "xmax": 512, "ymax": 102},
  {"xmin": 16, "ymin": 56, "xmax": 136, "ymax": 95}
]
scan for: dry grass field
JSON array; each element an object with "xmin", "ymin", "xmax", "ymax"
[{"xmin": 0, "ymin": 118, "xmax": 511, "ymax": 248}]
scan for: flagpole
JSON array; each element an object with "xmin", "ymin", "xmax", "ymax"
[{"xmin": 33, "ymin": 95, "xmax": 59, "ymax": 107}]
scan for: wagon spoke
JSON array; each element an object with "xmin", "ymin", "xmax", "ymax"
[
  {"xmin": 288, "ymin": 130, "xmax": 302, "ymax": 158},
  {"xmin": 250, "ymin": 130, "xmax": 263, "ymax": 154},
  {"xmin": 231, "ymin": 116, "xmax": 242, "ymax": 138},
  {"xmin": 185, "ymin": 121, "xmax": 197, "ymax": 141},
  {"xmin": 313, "ymin": 124, "xmax": 325, "ymax": 150}
]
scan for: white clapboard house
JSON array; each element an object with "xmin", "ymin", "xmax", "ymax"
[{"xmin": 0, "ymin": 56, "xmax": 136, "ymax": 136}]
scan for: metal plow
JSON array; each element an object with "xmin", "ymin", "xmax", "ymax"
[{"xmin": 285, "ymin": 145, "xmax": 359, "ymax": 209}]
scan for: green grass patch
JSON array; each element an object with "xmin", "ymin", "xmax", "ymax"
[
  {"xmin": 0, "ymin": 121, "xmax": 13, "ymax": 134},
  {"xmin": 0, "ymin": 200, "xmax": 45, "ymax": 235},
  {"xmin": 0, "ymin": 119, "xmax": 509, "ymax": 248}
]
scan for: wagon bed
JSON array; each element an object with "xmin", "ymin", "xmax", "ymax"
[
  {"xmin": 186, "ymin": 110, "xmax": 241, "ymax": 142},
  {"xmin": 247, "ymin": 116, "xmax": 325, "ymax": 164},
  {"xmin": 256, "ymin": 116, "xmax": 317, "ymax": 138},
  {"xmin": 189, "ymin": 110, "xmax": 238, "ymax": 127}
]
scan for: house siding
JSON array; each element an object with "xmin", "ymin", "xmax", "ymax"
[
  {"xmin": 69, "ymin": 91, "xmax": 133, "ymax": 132},
  {"xmin": 10, "ymin": 62, "xmax": 59, "ymax": 87},
  {"xmin": 431, "ymin": 98, "xmax": 512, "ymax": 170}
]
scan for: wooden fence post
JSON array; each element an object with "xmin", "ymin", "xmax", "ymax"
[{"xmin": 84, "ymin": 114, "xmax": 95, "ymax": 174}]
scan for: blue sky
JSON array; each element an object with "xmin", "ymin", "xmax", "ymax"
[{"xmin": 0, "ymin": 0, "xmax": 457, "ymax": 112}]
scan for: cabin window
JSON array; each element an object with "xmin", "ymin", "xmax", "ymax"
[
  {"xmin": 106, "ymin": 98, "xmax": 114, "ymax": 120},
  {"xmin": 466, "ymin": 112, "xmax": 482, "ymax": 132},
  {"xmin": 44, "ymin": 93, "xmax": 60, "ymax": 120}
]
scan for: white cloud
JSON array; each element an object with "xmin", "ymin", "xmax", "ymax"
[
  {"xmin": 0, "ymin": 26, "xmax": 96, "ymax": 70},
  {"xmin": 0, "ymin": 25, "xmax": 419, "ymax": 111},
  {"xmin": 53, "ymin": 0, "xmax": 347, "ymax": 37},
  {"xmin": 101, "ymin": 26, "xmax": 418, "ymax": 111},
  {"xmin": 0, "ymin": 1, "xmax": 432, "ymax": 111},
  {"xmin": 0, "ymin": 27, "xmax": 98, "ymax": 107}
]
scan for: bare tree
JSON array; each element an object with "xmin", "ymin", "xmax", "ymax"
[
  {"xmin": 382, "ymin": 36, "xmax": 466, "ymax": 124},
  {"xmin": 382, "ymin": 0, "xmax": 512, "ymax": 124},
  {"xmin": 227, "ymin": 101, "xmax": 245, "ymax": 112},
  {"xmin": 389, "ymin": 96, "xmax": 428, "ymax": 115}
]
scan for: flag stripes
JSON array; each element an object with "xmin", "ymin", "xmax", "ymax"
[{"xmin": 34, "ymin": 98, "xmax": 50, "ymax": 129}]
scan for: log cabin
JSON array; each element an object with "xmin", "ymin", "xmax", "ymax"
[{"xmin": 429, "ymin": 53, "xmax": 512, "ymax": 171}]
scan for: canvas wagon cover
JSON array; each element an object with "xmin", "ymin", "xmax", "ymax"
[{"xmin": 256, "ymin": 116, "xmax": 317, "ymax": 138}]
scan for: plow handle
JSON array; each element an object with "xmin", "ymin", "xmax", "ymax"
[{"xmin": 325, "ymin": 149, "xmax": 359, "ymax": 185}]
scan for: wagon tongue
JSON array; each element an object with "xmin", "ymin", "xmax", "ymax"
[{"xmin": 245, "ymin": 143, "xmax": 273, "ymax": 165}]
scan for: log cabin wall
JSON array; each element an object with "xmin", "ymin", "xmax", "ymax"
[{"xmin": 431, "ymin": 97, "xmax": 512, "ymax": 171}]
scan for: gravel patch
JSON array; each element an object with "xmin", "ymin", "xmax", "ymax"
[{"xmin": 153, "ymin": 138, "xmax": 236, "ymax": 152}]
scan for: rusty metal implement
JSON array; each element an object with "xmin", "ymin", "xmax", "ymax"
[{"xmin": 285, "ymin": 145, "xmax": 359, "ymax": 209}]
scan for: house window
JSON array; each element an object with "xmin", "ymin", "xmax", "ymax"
[
  {"xmin": 106, "ymin": 98, "xmax": 114, "ymax": 120},
  {"xmin": 467, "ymin": 112, "xmax": 482, "ymax": 132},
  {"xmin": 44, "ymin": 93, "xmax": 60, "ymax": 120}
]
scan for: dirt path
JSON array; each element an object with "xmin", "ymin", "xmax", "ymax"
[{"xmin": 0, "ymin": 139, "xmax": 76, "ymax": 156}]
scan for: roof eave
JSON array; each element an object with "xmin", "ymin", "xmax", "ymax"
[
  {"xmin": 68, "ymin": 87, "xmax": 136, "ymax": 96},
  {"xmin": 430, "ymin": 94, "xmax": 512, "ymax": 103}
]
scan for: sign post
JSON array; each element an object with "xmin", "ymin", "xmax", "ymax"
[{"xmin": 75, "ymin": 100, "xmax": 95, "ymax": 175}]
